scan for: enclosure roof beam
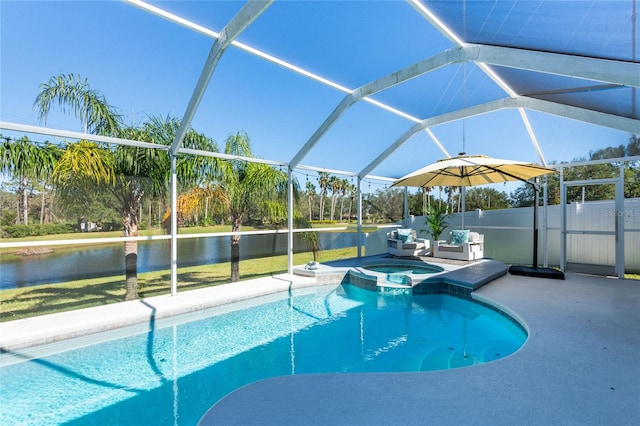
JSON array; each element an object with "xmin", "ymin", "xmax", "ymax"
[
  {"xmin": 473, "ymin": 45, "xmax": 639, "ymax": 88},
  {"xmin": 167, "ymin": 0, "xmax": 274, "ymax": 156},
  {"xmin": 409, "ymin": 0, "xmax": 638, "ymax": 174},
  {"xmin": 130, "ymin": 0, "xmax": 636, "ymax": 170},
  {"xmin": 0, "ymin": 121, "xmax": 168, "ymax": 150},
  {"xmin": 359, "ymin": 97, "xmax": 639, "ymax": 179},
  {"xmin": 291, "ymin": 42, "xmax": 638, "ymax": 170},
  {"xmin": 178, "ymin": 147, "xmax": 287, "ymax": 167},
  {"xmin": 521, "ymin": 97, "xmax": 640, "ymax": 134},
  {"xmin": 289, "ymin": 47, "xmax": 472, "ymax": 169},
  {"xmin": 549, "ymin": 155, "xmax": 640, "ymax": 169},
  {"xmin": 359, "ymin": 99, "xmax": 515, "ymax": 179}
]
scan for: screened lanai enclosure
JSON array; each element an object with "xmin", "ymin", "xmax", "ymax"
[{"xmin": 1, "ymin": 0, "xmax": 638, "ymax": 300}]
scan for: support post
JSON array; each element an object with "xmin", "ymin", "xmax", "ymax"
[
  {"xmin": 616, "ymin": 164, "xmax": 625, "ymax": 278},
  {"xmin": 532, "ymin": 178, "xmax": 539, "ymax": 268},
  {"xmin": 461, "ymin": 186, "xmax": 466, "ymax": 229},
  {"xmin": 287, "ymin": 167, "xmax": 294, "ymax": 275},
  {"xmin": 170, "ymin": 154, "xmax": 178, "ymax": 295},
  {"xmin": 404, "ymin": 187, "xmax": 409, "ymax": 226},
  {"xmin": 560, "ymin": 167, "xmax": 566, "ymax": 272},
  {"xmin": 543, "ymin": 175, "xmax": 549, "ymax": 268},
  {"xmin": 357, "ymin": 177, "xmax": 363, "ymax": 258}
]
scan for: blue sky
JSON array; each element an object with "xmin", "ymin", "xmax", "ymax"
[{"xmin": 0, "ymin": 0, "xmax": 632, "ymax": 194}]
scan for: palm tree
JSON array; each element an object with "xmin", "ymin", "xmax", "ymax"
[
  {"xmin": 37, "ymin": 143, "xmax": 60, "ymax": 224},
  {"xmin": 305, "ymin": 180, "xmax": 316, "ymax": 221},
  {"xmin": 317, "ymin": 172, "xmax": 329, "ymax": 221},
  {"xmin": 328, "ymin": 175, "xmax": 340, "ymax": 221},
  {"xmin": 164, "ymin": 184, "xmax": 228, "ymax": 230},
  {"xmin": 53, "ymin": 120, "xmax": 219, "ymax": 299},
  {"xmin": 219, "ymin": 132, "xmax": 292, "ymax": 282},
  {"xmin": 422, "ymin": 186, "xmax": 431, "ymax": 216},
  {"xmin": 0, "ymin": 136, "xmax": 60, "ymax": 225},
  {"xmin": 338, "ymin": 178, "xmax": 348, "ymax": 222},
  {"xmin": 346, "ymin": 182, "xmax": 357, "ymax": 223},
  {"xmin": 35, "ymin": 74, "xmax": 219, "ymax": 299},
  {"xmin": 159, "ymin": 132, "xmax": 298, "ymax": 284}
]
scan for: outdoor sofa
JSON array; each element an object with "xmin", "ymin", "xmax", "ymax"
[
  {"xmin": 433, "ymin": 230, "xmax": 484, "ymax": 261},
  {"xmin": 387, "ymin": 228, "xmax": 430, "ymax": 257}
]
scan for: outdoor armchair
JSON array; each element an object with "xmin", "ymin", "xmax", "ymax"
[
  {"xmin": 387, "ymin": 228, "xmax": 430, "ymax": 257},
  {"xmin": 433, "ymin": 230, "xmax": 484, "ymax": 261}
]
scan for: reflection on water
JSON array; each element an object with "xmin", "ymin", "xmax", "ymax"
[{"xmin": 1, "ymin": 232, "xmax": 360, "ymax": 289}]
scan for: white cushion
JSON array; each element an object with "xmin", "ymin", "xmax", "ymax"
[{"xmin": 468, "ymin": 232, "xmax": 480, "ymax": 243}]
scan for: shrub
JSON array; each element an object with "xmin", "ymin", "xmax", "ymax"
[
  {"xmin": 0, "ymin": 210, "xmax": 17, "ymax": 226},
  {"xmin": 2, "ymin": 225, "xmax": 31, "ymax": 238},
  {"xmin": 1, "ymin": 222, "xmax": 77, "ymax": 238}
]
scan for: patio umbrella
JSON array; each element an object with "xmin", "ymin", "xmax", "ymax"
[
  {"xmin": 392, "ymin": 154, "xmax": 557, "ymax": 272},
  {"xmin": 392, "ymin": 154, "xmax": 554, "ymax": 188}
]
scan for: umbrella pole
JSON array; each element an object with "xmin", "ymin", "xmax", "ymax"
[
  {"xmin": 461, "ymin": 186, "xmax": 465, "ymax": 229},
  {"xmin": 532, "ymin": 179, "xmax": 539, "ymax": 268}
]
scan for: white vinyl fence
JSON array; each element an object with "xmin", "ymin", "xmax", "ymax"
[{"xmin": 365, "ymin": 198, "xmax": 640, "ymax": 274}]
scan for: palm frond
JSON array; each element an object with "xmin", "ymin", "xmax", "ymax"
[
  {"xmin": 0, "ymin": 136, "xmax": 61, "ymax": 181},
  {"xmin": 34, "ymin": 73, "xmax": 122, "ymax": 134},
  {"xmin": 53, "ymin": 140, "xmax": 115, "ymax": 186},
  {"xmin": 174, "ymin": 185, "xmax": 229, "ymax": 222}
]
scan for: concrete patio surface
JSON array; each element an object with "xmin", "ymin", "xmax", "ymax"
[{"xmin": 200, "ymin": 272, "xmax": 640, "ymax": 426}]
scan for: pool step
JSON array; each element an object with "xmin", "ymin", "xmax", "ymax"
[
  {"xmin": 377, "ymin": 280, "xmax": 412, "ymax": 297},
  {"xmin": 378, "ymin": 282, "xmax": 411, "ymax": 289}
]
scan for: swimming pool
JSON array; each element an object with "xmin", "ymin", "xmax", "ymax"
[{"xmin": 0, "ymin": 284, "xmax": 526, "ymax": 425}]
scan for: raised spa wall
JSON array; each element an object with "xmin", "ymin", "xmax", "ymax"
[
  {"xmin": 294, "ymin": 258, "xmax": 510, "ymax": 299},
  {"xmin": 296, "ymin": 266, "xmax": 473, "ymax": 298}
]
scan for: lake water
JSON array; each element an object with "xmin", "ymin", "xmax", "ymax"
[{"xmin": 1, "ymin": 232, "xmax": 361, "ymax": 289}]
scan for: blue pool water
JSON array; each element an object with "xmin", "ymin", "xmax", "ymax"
[{"xmin": 0, "ymin": 285, "xmax": 526, "ymax": 425}]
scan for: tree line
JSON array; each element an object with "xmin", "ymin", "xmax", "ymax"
[{"xmin": 4, "ymin": 132, "xmax": 638, "ymax": 231}]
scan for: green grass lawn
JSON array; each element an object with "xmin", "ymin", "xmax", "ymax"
[{"xmin": 0, "ymin": 247, "xmax": 357, "ymax": 323}]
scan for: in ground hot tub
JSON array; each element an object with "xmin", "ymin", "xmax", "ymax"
[{"xmin": 349, "ymin": 260, "xmax": 445, "ymax": 292}]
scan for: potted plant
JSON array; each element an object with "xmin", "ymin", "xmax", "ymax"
[
  {"xmin": 295, "ymin": 216, "xmax": 322, "ymax": 268},
  {"xmin": 423, "ymin": 203, "xmax": 450, "ymax": 255}
]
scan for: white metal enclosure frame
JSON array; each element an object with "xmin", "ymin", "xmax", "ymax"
[{"xmin": 559, "ymin": 166, "xmax": 626, "ymax": 278}]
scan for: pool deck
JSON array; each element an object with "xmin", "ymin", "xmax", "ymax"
[
  {"xmin": 0, "ymin": 273, "xmax": 320, "ymax": 353},
  {"xmin": 200, "ymin": 270, "xmax": 640, "ymax": 425},
  {"xmin": 1, "ymin": 258, "xmax": 639, "ymax": 425}
]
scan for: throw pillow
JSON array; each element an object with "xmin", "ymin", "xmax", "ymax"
[
  {"xmin": 397, "ymin": 228, "xmax": 413, "ymax": 243},
  {"xmin": 450, "ymin": 229, "xmax": 469, "ymax": 245}
]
